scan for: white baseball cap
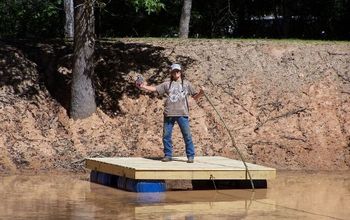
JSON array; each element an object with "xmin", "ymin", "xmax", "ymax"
[{"xmin": 170, "ymin": 63, "xmax": 182, "ymax": 71}]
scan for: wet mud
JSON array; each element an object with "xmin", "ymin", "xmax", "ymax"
[{"xmin": 0, "ymin": 171, "xmax": 349, "ymax": 219}]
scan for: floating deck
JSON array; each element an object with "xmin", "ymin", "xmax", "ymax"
[{"xmin": 85, "ymin": 156, "xmax": 276, "ymax": 180}]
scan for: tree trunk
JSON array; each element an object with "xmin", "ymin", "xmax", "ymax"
[
  {"xmin": 64, "ymin": 0, "xmax": 74, "ymax": 38},
  {"xmin": 70, "ymin": 0, "xmax": 96, "ymax": 119},
  {"xmin": 179, "ymin": 0, "xmax": 192, "ymax": 38}
]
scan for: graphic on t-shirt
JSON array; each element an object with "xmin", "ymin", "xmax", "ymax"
[{"xmin": 168, "ymin": 83, "xmax": 187, "ymax": 103}]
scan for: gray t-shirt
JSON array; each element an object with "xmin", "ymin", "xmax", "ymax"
[{"xmin": 156, "ymin": 80, "xmax": 197, "ymax": 117}]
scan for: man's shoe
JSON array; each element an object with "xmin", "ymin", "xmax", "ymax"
[
  {"xmin": 161, "ymin": 157, "xmax": 172, "ymax": 162},
  {"xmin": 187, "ymin": 158, "xmax": 194, "ymax": 163}
]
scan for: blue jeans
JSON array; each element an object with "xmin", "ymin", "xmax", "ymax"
[{"xmin": 163, "ymin": 116, "xmax": 195, "ymax": 159}]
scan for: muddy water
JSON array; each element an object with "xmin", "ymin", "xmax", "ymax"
[{"xmin": 0, "ymin": 171, "xmax": 349, "ymax": 220}]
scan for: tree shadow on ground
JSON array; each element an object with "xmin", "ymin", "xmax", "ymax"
[
  {"xmin": 94, "ymin": 40, "xmax": 196, "ymax": 116},
  {"xmin": 3, "ymin": 39, "xmax": 195, "ymax": 117},
  {"xmin": 93, "ymin": 41, "xmax": 172, "ymax": 116},
  {"xmin": 0, "ymin": 42, "xmax": 44, "ymax": 101}
]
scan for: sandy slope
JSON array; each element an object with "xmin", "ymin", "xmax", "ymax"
[{"xmin": 0, "ymin": 39, "xmax": 349, "ymax": 173}]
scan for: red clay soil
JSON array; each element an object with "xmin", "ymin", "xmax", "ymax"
[{"xmin": 0, "ymin": 39, "xmax": 349, "ymax": 173}]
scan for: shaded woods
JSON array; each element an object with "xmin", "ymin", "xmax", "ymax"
[{"xmin": 0, "ymin": 0, "xmax": 349, "ymax": 40}]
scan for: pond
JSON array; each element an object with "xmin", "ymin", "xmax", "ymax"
[{"xmin": 0, "ymin": 171, "xmax": 349, "ymax": 219}]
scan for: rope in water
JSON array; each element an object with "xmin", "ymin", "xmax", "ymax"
[{"xmin": 203, "ymin": 92, "xmax": 255, "ymax": 191}]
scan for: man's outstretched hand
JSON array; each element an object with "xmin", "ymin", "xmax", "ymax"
[
  {"xmin": 135, "ymin": 75, "xmax": 144, "ymax": 88},
  {"xmin": 136, "ymin": 78, "xmax": 157, "ymax": 92}
]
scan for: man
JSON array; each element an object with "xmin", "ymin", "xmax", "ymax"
[{"xmin": 138, "ymin": 63, "xmax": 204, "ymax": 163}]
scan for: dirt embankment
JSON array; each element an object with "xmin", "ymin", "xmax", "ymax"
[{"xmin": 0, "ymin": 39, "xmax": 349, "ymax": 173}]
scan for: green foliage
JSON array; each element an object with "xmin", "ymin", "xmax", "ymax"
[
  {"xmin": 0, "ymin": 0, "xmax": 63, "ymax": 38},
  {"xmin": 131, "ymin": 0, "xmax": 165, "ymax": 14},
  {"xmin": 0, "ymin": 0, "xmax": 348, "ymax": 39}
]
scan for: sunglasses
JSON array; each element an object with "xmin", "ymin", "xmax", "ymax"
[{"xmin": 171, "ymin": 70, "xmax": 181, "ymax": 74}]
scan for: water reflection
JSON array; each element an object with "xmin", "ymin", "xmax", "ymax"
[
  {"xmin": 136, "ymin": 193, "xmax": 166, "ymax": 204},
  {"xmin": 86, "ymin": 181, "xmax": 271, "ymax": 219},
  {"xmin": 0, "ymin": 172, "xmax": 349, "ymax": 220}
]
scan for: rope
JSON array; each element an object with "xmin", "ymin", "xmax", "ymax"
[
  {"xmin": 210, "ymin": 174, "xmax": 218, "ymax": 191},
  {"xmin": 203, "ymin": 92, "xmax": 255, "ymax": 191}
]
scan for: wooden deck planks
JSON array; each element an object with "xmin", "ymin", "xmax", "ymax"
[{"xmin": 85, "ymin": 156, "xmax": 276, "ymax": 180}]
